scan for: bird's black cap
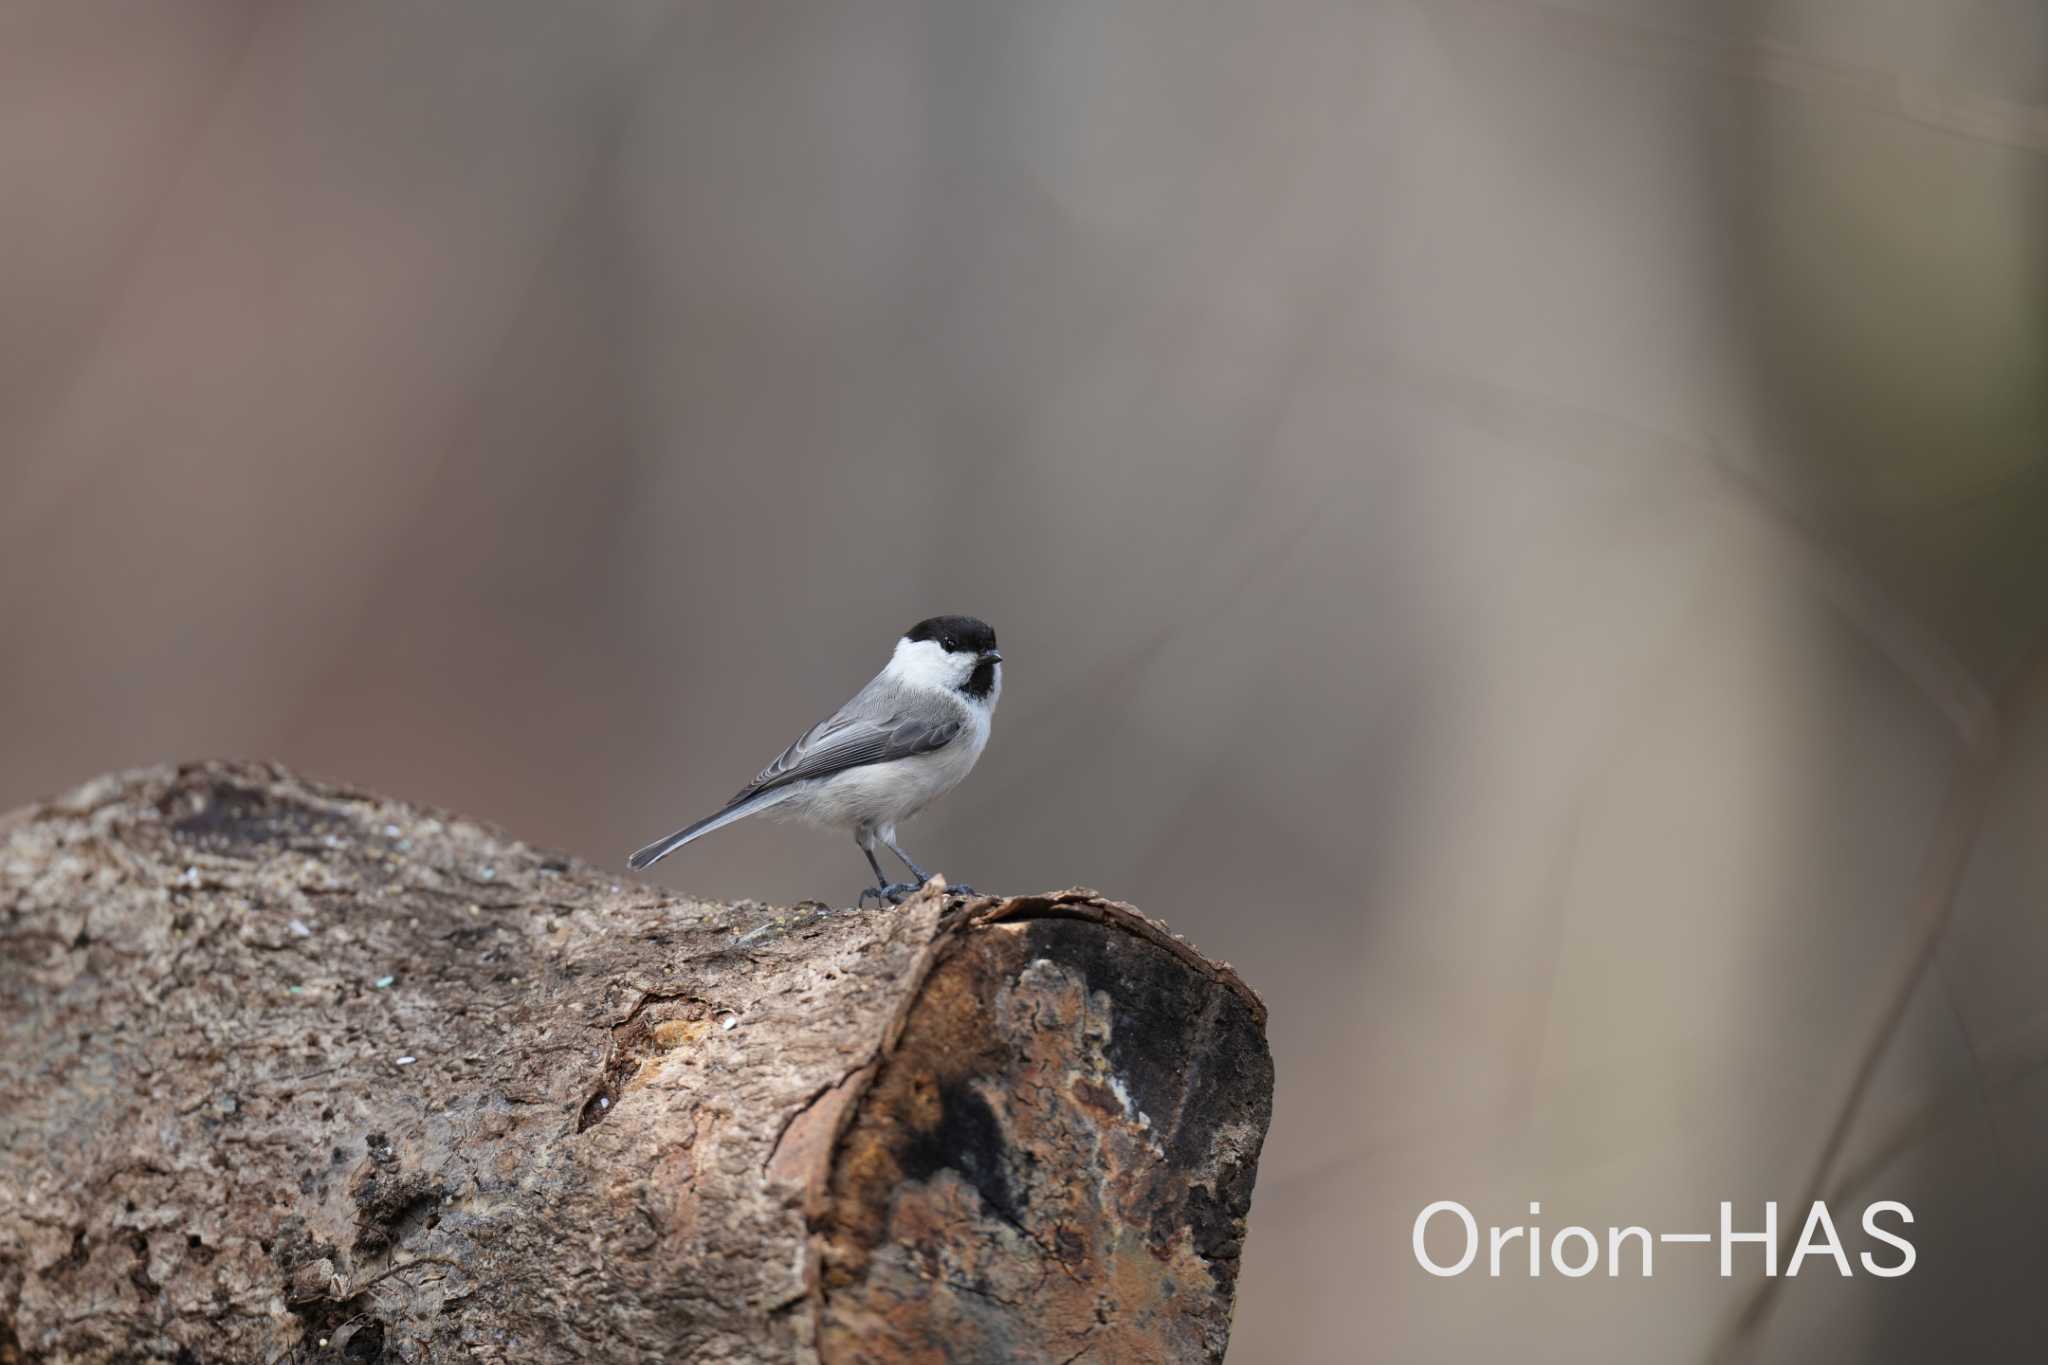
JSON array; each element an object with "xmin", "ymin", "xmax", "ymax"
[{"xmin": 905, "ymin": 615, "xmax": 998, "ymax": 654}]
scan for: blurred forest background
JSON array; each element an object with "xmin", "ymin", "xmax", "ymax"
[{"xmin": 5, "ymin": 2, "xmax": 2047, "ymax": 1361}]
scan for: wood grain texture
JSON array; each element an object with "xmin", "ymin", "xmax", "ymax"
[{"xmin": 0, "ymin": 762, "xmax": 1270, "ymax": 1363}]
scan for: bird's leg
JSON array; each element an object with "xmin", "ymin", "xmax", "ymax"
[
  {"xmin": 881, "ymin": 835, "xmax": 930, "ymax": 887},
  {"xmin": 856, "ymin": 831, "xmax": 919, "ymax": 906},
  {"xmin": 883, "ymin": 836, "xmax": 977, "ymax": 897}
]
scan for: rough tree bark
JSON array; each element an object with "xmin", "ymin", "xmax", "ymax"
[{"xmin": 0, "ymin": 762, "xmax": 1271, "ymax": 1364}]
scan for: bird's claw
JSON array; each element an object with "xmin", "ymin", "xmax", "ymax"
[{"xmin": 860, "ymin": 880, "xmax": 923, "ymax": 907}]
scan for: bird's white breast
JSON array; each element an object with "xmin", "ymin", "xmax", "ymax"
[{"xmin": 779, "ymin": 703, "xmax": 989, "ymax": 831}]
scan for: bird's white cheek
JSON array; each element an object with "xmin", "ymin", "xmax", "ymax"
[{"xmin": 889, "ymin": 638, "xmax": 958, "ymax": 690}]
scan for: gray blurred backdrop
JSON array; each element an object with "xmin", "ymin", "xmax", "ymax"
[{"xmin": 6, "ymin": 3, "xmax": 2048, "ymax": 1361}]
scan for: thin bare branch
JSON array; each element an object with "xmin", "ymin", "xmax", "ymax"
[{"xmin": 1706, "ymin": 636, "xmax": 2048, "ymax": 1365}]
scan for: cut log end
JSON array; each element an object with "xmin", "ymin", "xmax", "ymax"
[{"xmin": 0, "ymin": 762, "xmax": 1272, "ymax": 1363}]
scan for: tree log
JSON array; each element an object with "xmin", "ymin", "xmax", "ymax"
[{"xmin": 0, "ymin": 762, "xmax": 1271, "ymax": 1363}]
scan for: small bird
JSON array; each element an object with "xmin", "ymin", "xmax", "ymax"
[{"xmin": 628, "ymin": 615, "xmax": 1002, "ymax": 904}]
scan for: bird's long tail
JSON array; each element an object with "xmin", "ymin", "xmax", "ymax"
[{"xmin": 627, "ymin": 787, "xmax": 793, "ymax": 870}]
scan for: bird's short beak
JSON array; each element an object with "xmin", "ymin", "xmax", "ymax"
[{"xmin": 983, "ymin": 650, "xmax": 1003, "ymax": 664}]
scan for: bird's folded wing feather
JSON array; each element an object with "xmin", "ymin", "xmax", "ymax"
[{"xmin": 728, "ymin": 711, "xmax": 962, "ymax": 805}]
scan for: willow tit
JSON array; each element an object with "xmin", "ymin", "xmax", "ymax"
[{"xmin": 628, "ymin": 615, "xmax": 1002, "ymax": 904}]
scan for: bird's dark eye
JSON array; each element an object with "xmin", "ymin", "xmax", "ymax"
[{"xmin": 942, "ymin": 636, "xmax": 957, "ymax": 651}]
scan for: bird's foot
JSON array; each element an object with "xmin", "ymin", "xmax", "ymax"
[
  {"xmin": 946, "ymin": 882, "xmax": 980, "ymax": 898},
  {"xmin": 859, "ymin": 880, "xmax": 923, "ymax": 907}
]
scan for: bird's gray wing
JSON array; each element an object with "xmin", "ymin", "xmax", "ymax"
[
  {"xmin": 731, "ymin": 708, "xmax": 962, "ymax": 804},
  {"xmin": 627, "ymin": 689, "xmax": 963, "ymax": 870}
]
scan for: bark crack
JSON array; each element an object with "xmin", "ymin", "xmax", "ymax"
[{"xmin": 1, "ymin": 764, "xmax": 1270, "ymax": 1364}]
